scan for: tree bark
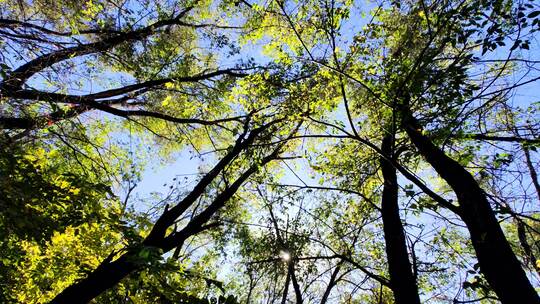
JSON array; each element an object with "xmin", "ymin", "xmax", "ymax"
[
  {"xmin": 288, "ymin": 261, "xmax": 303, "ymax": 304},
  {"xmin": 49, "ymin": 253, "xmax": 139, "ymax": 304},
  {"xmin": 281, "ymin": 270, "xmax": 291, "ymax": 304},
  {"xmin": 401, "ymin": 109, "xmax": 540, "ymax": 303},
  {"xmin": 320, "ymin": 262, "xmax": 342, "ymax": 304},
  {"xmin": 380, "ymin": 135, "xmax": 421, "ymax": 304}
]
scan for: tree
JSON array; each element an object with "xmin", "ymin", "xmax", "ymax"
[{"xmin": 2, "ymin": 0, "xmax": 540, "ymax": 303}]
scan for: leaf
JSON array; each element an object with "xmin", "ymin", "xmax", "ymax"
[
  {"xmin": 162, "ymin": 95, "xmax": 173, "ymax": 106},
  {"xmin": 510, "ymin": 39, "xmax": 521, "ymax": 51},
  {"xmin": 528, "ymin": 11, "xmax": 540, "ymax": 18}
]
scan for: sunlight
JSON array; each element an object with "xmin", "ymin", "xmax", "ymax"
[{"xmin": 279, "ymin": 250, "xmax": 291, "ymax": 262}]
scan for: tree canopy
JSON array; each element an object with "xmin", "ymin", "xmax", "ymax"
[{"xmin": 1, "ymin": 0, "xmax": 540, "ymax": 303}]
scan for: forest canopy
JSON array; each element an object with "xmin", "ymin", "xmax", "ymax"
[{"xmin": 1, "ymin": 0, "xmax": 540, "ymax": 303}]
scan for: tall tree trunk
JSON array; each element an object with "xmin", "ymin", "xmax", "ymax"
[
  {"xmin": 288, "ymin": 262, "xmax": 303, "ymax": 304},
  {"xmin": 320, "ymin": 261, "xmax": 342, "ymax": 304},
  {"xmin": 281, "ymin": 270, "xmax": 291, "ymax": 304},
  {"xmin": 401, "ymin": 109, "xmax": 540, "ymax": 303},
  {"xmin": 49, "ymin": 253, "xmax": 139, "ymax": 304},
  {"xmin": 380, "ymin": 135, "xmax": 421, "ymax": 304}
]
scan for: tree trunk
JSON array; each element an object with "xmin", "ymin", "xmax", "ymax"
[
  {"xmin": 380, "ymin": 135, "xmax": 421, "ymax": 304},
  {"xmin": 49, "ymin": 253, "xmax": 139, "ymax": 304},
  {"xmin": 320, "ymin": 261, "xmax": 342, "ymax": 304},
  {"xmin": 288, "ymin": 261, "xmax": 303, "ymax": 304},
  {"xmin": 402, "ymin": 110, "xmax": 540, "ymax": 303}
]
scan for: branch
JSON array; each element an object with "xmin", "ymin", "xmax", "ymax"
[
  {"xmin": 1, "ymin": 68, "xmax": 250, "ymax": 130},
  {"xmin": 85, "ymin": 68, "xmax": 249, "ymax": 99},
  {"xmin": 1, "ymin": 7, "xmax": 194, "ymax": 89},
  {"xmin": 458, "ymin": 134, "xmax": 540, "ymax": 144},
  {"xmin": 0, "ymin": 18, "xmax": 122, "ymax": 36},
  {"xmin": 337, "ymin": 254, "xmax": 391, "ymax": 287},
  {"xmin": 0, "ymin": 105, "xmax": 88, "ymax": 129}
]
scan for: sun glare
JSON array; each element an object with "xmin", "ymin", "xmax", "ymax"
[{"xmin": 279, "ymin": 250, "xmax": 291, "ymax": 262}]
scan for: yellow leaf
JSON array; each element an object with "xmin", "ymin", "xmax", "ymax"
[
  {"xmin": 162, "ymin": 95, "xmax": 173, "ymax": 106},
  {"xmin": 60, "ymin": 180, "xmax": 70, "ymax": 189}
]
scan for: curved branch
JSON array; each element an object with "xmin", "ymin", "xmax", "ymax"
[{"xmin": 1, "ymin": 7, "xmax": 194, "ymax": 89}]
